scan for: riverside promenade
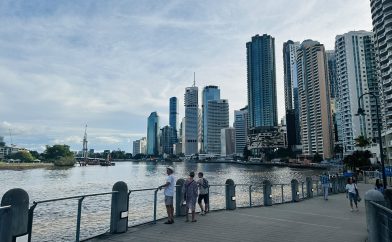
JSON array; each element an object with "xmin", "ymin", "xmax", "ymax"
[{"xmin": 89, "ymin": 183, "xmax": 372, "ymax": 242}]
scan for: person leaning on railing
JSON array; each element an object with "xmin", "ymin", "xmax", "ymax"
[{"xmin": 158, "ymin": 166, "xmax": 176, "ymax": 224}]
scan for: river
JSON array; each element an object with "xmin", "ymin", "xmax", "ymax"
[{"xmin": 0, "ymin": 161, "xmax": 323, "ymax": 242}]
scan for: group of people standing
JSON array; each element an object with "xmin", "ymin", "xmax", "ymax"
[{"xmin": 158, "ymin": 166, "xmax": 209, "ymax": 224}]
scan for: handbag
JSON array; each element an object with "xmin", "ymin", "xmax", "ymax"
[{"xmin": 355, "ymin": 184, "xmax": 361, "ymax": 202}]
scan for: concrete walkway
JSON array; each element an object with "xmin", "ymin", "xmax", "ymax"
[{"xmin": 89, "ymin": 183, "xmax": 372, "ymax": 242}]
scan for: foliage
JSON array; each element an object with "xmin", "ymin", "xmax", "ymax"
[
  {"xmin": 312, "ymin": 153, "xmax": 323, "ymax": 163},
  {"xmin": 54, "ymin": 156, "xmax": 76, "ymax": 166},
  {"xmin": 111, "ymin": 149, "xmax": 126, "ymax": 159},
  {"xmin": 10, "ymin": 151, "xmax": 35, "ymax": 162},
  {"xmin": 0, "ymin": 141, "xmax": 5, "ymax": 147},
  {"xmin": 44, "ymin": 144, "xmax": 74, "ymax": 160},
  {"xmin": 133, "ymin": 153, "xmax": 145, "ymax": 160},
  {"xmin": 334, "ymin": 144, "xmax": 343, "ymax": 155},
  {"xmin": 29, "ymin": 151, "xmax": 40, "ymax": 159},
  {"xmin": 343, "ymin": 150, "xmax": 372, "ymax": 169},
  {"xmin": 354, "ymin": 135, "xmax": 371, "ymax": 148}
]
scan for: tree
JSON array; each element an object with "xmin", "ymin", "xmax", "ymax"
[
  {"xmin": 354, "ymin": 135, "xmax": 371, "ymax": 149},
  {"xmin": 243, "ymin": 146, "xmax": 251, "ymax": 161},
  {"xmin": 29, "ymin": 151, "xmax": 40, "ymax": 159},
  {"xmin": 11, "ymin": 151, "xmax": 34, "ymax": 162},
  {"xmin": 0, "ymin": 141, "xmax": 5, "ymax": 147},
  {"xmin": 343, "ymin": 150, "xmax": 372, "ymax": 170},
  {"xmin": 312, "ymin": 153, "xmax": 323, "ymax": 163},
  {"xmin": 44, "ymin": 145, "xmax": 74, "ymax": 161}
]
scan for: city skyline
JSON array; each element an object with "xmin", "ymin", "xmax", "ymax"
[{"xmin": 0, "ymin": 1, "xmax": 372, "ymax": 152}]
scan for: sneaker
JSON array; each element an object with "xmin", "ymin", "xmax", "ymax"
[
  {"xmin": 164, "ymin": 220, "xmax": 173, "ymax": 224},
  {"xmin": 350, "ymin": 209, "xmax": 354, "ymax": 212},
  {"xmin": 200, "ymin": 211, "xmax": 205, "ymax": 215}
]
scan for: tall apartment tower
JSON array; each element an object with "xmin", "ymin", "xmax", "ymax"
[
  {"xmin": 206, "ymin": 99, "xmax": 229, "ymax": 154},
  {"xmin": 221, "ymin": 128, "xmax": 235, "ymax": 156},
  {"xmin": 335, "ymin": 31, "xmax": 379, "ymax": 156},
  {"xmin": 202, "ymin": 85, "xmax": 221, "ymax": 152},
  {"xmin": 184, "ymin": 86, "xmax": 199, "ymax": 155},
  {"xmin": 160, "ymin": 125, "xmax": 176, "ymax": 155},
  {"xmin": 133, "ymin": 137, "xmax": 147, "ymax": 155},
  {"xmin": 234, "ymin": 106, "xmax": 248, "ymax": 156},
  {"xmin": 297, "ymin": 40, "xmax": 333, "ymax": 159},
  {"xmin": 247, "ymin": 34, "xmax": 278, "ymax": 129},
  {"xmin": 283, "ymin": 40, "xmax": 301, "ymax": 148},
  {"xmin": 147, "ymin": 112, "xmax": 160, "ymax": 155},
  {"xmin": 169, "ymin": 97, "xmax": 179, "ymax": 140}
]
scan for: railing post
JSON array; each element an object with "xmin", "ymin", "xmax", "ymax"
[
  {"xmin": 153, "ymin": 189, "xmax": 158, "ymax": 224},
  {"xmin": 316, "ymin": 182, "xmax": 319, "ymax": 196},
  {"xmin": 281, "ymin": 185, "xmax": 284, "ymax": 203},
  {"xmin": 263, "ymin": 180, "xmax": 272, "ymax": 206},
  {"xmin": 27, "ymin": 203, "xmax": 37, "ymax": 242},
  {"xmin": 364, "ymin": 190, "xmax": 385, "ymax": 242},
  {"xmin": 0, "ymin": 206, "xmax": 12, "ymax": 242},
  {"xmin": 249, "ymin": 185, "xmax": 252, "ymax": 207},
  {"xmin": 225, "ymin": 179, "xmax": 236, "ymax": 210},
  {"xmin": 175, "ymin": 179, "xmax": 186, "ymax": 216},
  {"xmin": 291, "ymin": 179, "xmax": 299, "ymax": 202},
  {"xmin": 75, "ymin": 196, "xmax": 85, "ymax": 242},
  {"xmin": 110, "ymin": 181, "xmax": 128, "ymax": 234},
  {"xmin": 331, "ymin": 177, "xmax": 338, "ymax": 194},
  {"xmin": 301, "ymin": 182, "xmax": 304, "ymax": 198},
  {"xmin": 306, "ymin": 177, "xmax": 313, "ymax": 198}
]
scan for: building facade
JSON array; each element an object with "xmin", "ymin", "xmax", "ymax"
[
  {"xmin": 169, "ymin": 97, "xmax": 179, "ymax": 141},
  {"xmin": 147, "ymin": 112, "xmax": 160, "ymax": 155},
  {"xmin": 206, "ymin": 99, "xmax": 229, "ymax": 154},
  {"xmin": 202, "ymin": 85, "xmax": 221, "ymax": 152},
  {"xmin": 283, "ymin": 40, "xmax": 301, "ymax": 148},
  {"xmin": 335, "ymin": 31, "xmax": 379, "ymax": 157},
  {"xmin": 247, "ymin": 34, "xmax": 278, "ymax": 129},
  {"xmin": 234, "ymin": 107, "xmax": 248, "ymax": 156},
  {"xmin": 297, "ymin": 40, "xmax": 334, "ymax": 159},
  {"xmin": 247, "ymin": 127, "xmax": 286, "ymax": 157},
  {"xmin": 221, "ymin": 128, "xmax": 235, "ymax": 156},
  {"xmin": 133, "ymin": 137, "xmax": 146, "ymax": 155},
  {"xmin": 184, "ymin": 86, "xmax": 200, "ymax": 155},
  {"xmin": 160, "ymin": 125, "xmax": 176, "ymax": 155}
]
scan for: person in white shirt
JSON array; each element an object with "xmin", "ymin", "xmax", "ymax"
[
  {"xmin": 345, "ymin": 177, "xmax": 359, "ymax": 211},
  {"xmin": 159, "ymin": 166, "xmax": 176, "ymax": 224}
]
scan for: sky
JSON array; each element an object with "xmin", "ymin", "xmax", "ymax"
[{"xmin": 0, "ymin": 0, "xmax": 373, "ymax": 153}]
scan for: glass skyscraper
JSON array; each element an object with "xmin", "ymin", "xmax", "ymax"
[
  {"xmin": 202, "ymin": 85, "xmax": 220, "ymax": 152},
  {"xmin": 184, "ymin": 86, "xmax": 199, "ymax": 155},
  {"xmin": 169, "ymin": 97, "xmax": 178, "ymax": 141},
  {"xmin": 247, "ymin": 34, "xmax": 278, "ymax": 129},
  {"xmin": 147, "ymin": 112, "xmax": 160, "ymax": 155}
]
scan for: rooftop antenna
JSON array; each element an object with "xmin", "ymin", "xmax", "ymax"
[
  {"xmin": 193, "ymin": 72, "xmax": 196, "ymax": 87},
  {"xmin": 8, "ymin": 129, "xmax": 13, "ymax": 146},
  {"xmin": 82, "ymin": 124, "xmax": 88, "ymax": 162}
]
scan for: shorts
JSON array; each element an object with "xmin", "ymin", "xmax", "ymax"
[
  {"xmin": 348, "ymin": 192, "xmax": 357, "ymax": 203},
  {"xmin": 165, "ymin": 196, "xmax": 173, "ymax": 206},
  {"xmin": 198, "ymin": 194, "xmax": 209, "ymax": 204}
]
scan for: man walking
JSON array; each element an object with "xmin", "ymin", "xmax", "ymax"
[
  {"xmin": 197, "ymin": 172, "xmax": 209, "ymax": 215},
  {"xmin": 320, "ymin": 173, "xmax": 330, "ymax": 200},
  {"xmin": 159, "ymin": 166, "xmax": 175, "ymax": 224}
]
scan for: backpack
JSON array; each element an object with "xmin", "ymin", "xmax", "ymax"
[{"xmin": 202, "ymin": 178, "xmax": 209, "ymax": 189}]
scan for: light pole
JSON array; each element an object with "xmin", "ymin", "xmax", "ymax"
[{"xmin": 356, "ymin": 92, "xmax": 387, "ymax": 189}]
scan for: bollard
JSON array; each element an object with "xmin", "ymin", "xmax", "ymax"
[
  {"xmin": 110, "ymin": 181, "xmax": 128, "ymax": 234},
  {"xmin": 306, "ymin": 177, "xmax": 313, "ymax": 198},
  {"xmin": 225, "ymin": 179, "xmax": 236, "ymax": 210},
  {"xmin": 175, "ymin": 179, "xmax": 186, "ymax": 216},
  {"xmin": 263, "ymin": 180, "xmax": 272, "ymax": 206},
  {"xmin": 364, "ymin": 190, "xmax": 385, "ymax": 242},
  {"xmin": 0, "ymin": 206, "xmax": 12, "ymax": 242},
  {"xmin": 384, "ymin": 189, "xmax": 392, "ymax": 209},
  {"xmin": 291, "ymin": 179, "xmax": 299, "ymax": 202},
  {"xmin": 1, "ymin": 188, "xmax": 29, "ymax": 240},
  {"xmin": 331, "ymin": 177, "xmax": 338, "ymax": 194}
]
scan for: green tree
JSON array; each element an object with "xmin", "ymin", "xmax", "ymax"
[
  {"xmin": 29, "ymin": 151, "xmax": 40, "ymax": 159},
  {"xmin": 354, "ymin": 135, "xmax": 371, "ymax": 149},
  {"xmin": 312, "ymin": 153, "xmax": 323, "ymax": 163},
  {"xmin": 44, "ymin": 145, "xmax": 74, "ymax": 161},
  {"xmin": 11, "ymin": 150, "xmax": 35, "ymax": 162},
  {"xmin": 343, "ymin": 150, "xmax": 372, "ymax": 170},
  {"xmin": 0, "ymin": 141, "xmax": 5, "ymax": 147}
]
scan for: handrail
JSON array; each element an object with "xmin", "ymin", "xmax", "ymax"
[
  {"xmin": 129, "ymin": 188, "xmax": 158, "ymax": 192},
  {"xmin": 370, "ymin": 201, "xmax": 392, "ymax": 214},
  {"xmin": 33, "ymin": 191, "xmax": 118, "ymax": 204},
  {"xmin": 0, "ymin": 205, "xmax": 11, "ymax": 209}
]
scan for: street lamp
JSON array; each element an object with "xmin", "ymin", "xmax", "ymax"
[{"xmin": 356, "ymin": 92, "xmax": 387, "ymax": 189}]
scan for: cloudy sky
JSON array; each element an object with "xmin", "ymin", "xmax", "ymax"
[{"xmin": 0, "ymin": 0, "xmax": 372, "ymax": 152}]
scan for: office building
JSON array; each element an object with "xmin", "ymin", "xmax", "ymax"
[
  {"xmin": 297, "ymin": 40, "xmax": 333, "ymax": 159},
  {"xmin": 202, "ymin": 85, "xmax": 221, "ymax": 152},
  {"xmin": 206, "ymin": 99, "xmax": 229, "ymax": 154},
  {"xmin": 335, "ymin": 31, "xmax": 379, "ymax": 156},
  {"xmin": 133, "ymin": 137, "xmax": 147, "ymax": 155},
  {"xmin": 184, "ymin": 86, "xmax": 199, "ymax": 155},
  {"xmin": 147, "ymin": 112, "xmax": 160, "ymax": 155},
  {"xmin": 221, "ymin": 128, "xmax": 235, "ymax": 156},
  {"xmin": 234, "ymin": 107, "xmax": 248, "ymax": 156},
  {"xmin": 160, "ymin": 125, "xmax": 176, "ymax": 155},
  {"xmin": 169, "ymin": 97, "xmax": 179, "ymax": 141},
  {"xmin": 247, "ymin": 34, "xmax": 278, "ymax": 129}
]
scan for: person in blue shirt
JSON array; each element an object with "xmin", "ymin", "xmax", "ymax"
[{"xmin": 320, "ymin": 173, "xmax": 330, "ymax": 200}]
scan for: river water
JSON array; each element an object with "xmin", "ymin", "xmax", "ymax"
[{"xmin": 0, "ymin": 161, "xmax": 322, "ymax": 242}]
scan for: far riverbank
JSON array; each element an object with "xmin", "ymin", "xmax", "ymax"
[{"xmin": 0, "ymin": 162, "xmax": 54, "ymax": 170}]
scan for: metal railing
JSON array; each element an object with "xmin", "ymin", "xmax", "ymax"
[
  {"xmin": 369, "ymin": 201, "xmax": 392, "ymax": 241},
  {"xmin": 28, "ymin": 191, "xmax": 117, "ymax": 242},
  {"xmin": 127, "ymin": 188, "xmax": 159, "ymax": 225}
]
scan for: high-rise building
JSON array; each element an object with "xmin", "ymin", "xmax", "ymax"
[
  {"xmin": 133, "ymin": 137, "xmax": 146, "ymax": 155},
  {"xmin": 206, "ymin": 99, "xmax": 229, "ymax": 154},
  {"xmin": 202, "ymin": 85, "xmax": 221, "ymax": 152},
  {"xmin": 160, "ymin": 125, "xmax": 176, "ymax": 155},
  {"xmin": 283, "ymin": 40, "xmax": 301, "ymax": 148},
  {"xmin": 169, "ymin": 97, "xmax": 179, "ymax": 141},
  {"xmin": 326, "ymin": 50, "xmax": 337, "ymax": 99},
  {"xmin": 247, "ymin": 34, "xmax": 278, "ymax": 129},
  {"xmin": 234, "ymin": 107, "xmax": 248, "ymax": 156},
  {"xmin": 221, "ymin": 128, "xmax": 235, "ymax": 156},
  {"xmin": 184, "ymin": 86, "xmax": 199, "ymax": 155},
  {"xmin": 335, "ymin": 31, "xmax": 379, "ymax": 156},
  {"xmin": 370, "ymin": 0, "xmax": 392, "ymax": 162},
  {"xmin": 297, "ymin": 40, "xmax": 333, "ymax": 159},
  {"xmin": 147, "ymin": 112, "xmax": 160, "ymax": 155}
]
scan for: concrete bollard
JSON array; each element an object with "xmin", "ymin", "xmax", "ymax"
[
  {"xmin": 365, "ymin": 189, "xmax": 385, "ymax": 242},
  {"xmin": 263, "ymin": 180, "xmax": 272, "ymax": 206},
  {"xmin": 306, "ymin": 177, "xmax": 313, "ymax": 198},
  {"xmin": 291, "ymin": 179, "xmax": 299, "ymax": 202},
  {"xmin": 175, "ymin": 178, "xmax": 186, "ymax": 216},
  {"xmin": 1, "ymin": 188, "xmax": 29, "ymax": 240},
  {"xmin": 384, "ymin": 189, "xmax": 392, "ymax": 209},
  {"xmin": 331, "ymin": 177, "xmax": 338, "ymax": 194},
  {"xmin": 0, "ymin": 206, "xmax": 12, "ymax": 242},
  {"xmin": 110, "ymin": 181, "xmax": 128, "ymax": 234},
  {"xmin": 225, "ymin": 179, "xmax": 236, "ymax": 210}
]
